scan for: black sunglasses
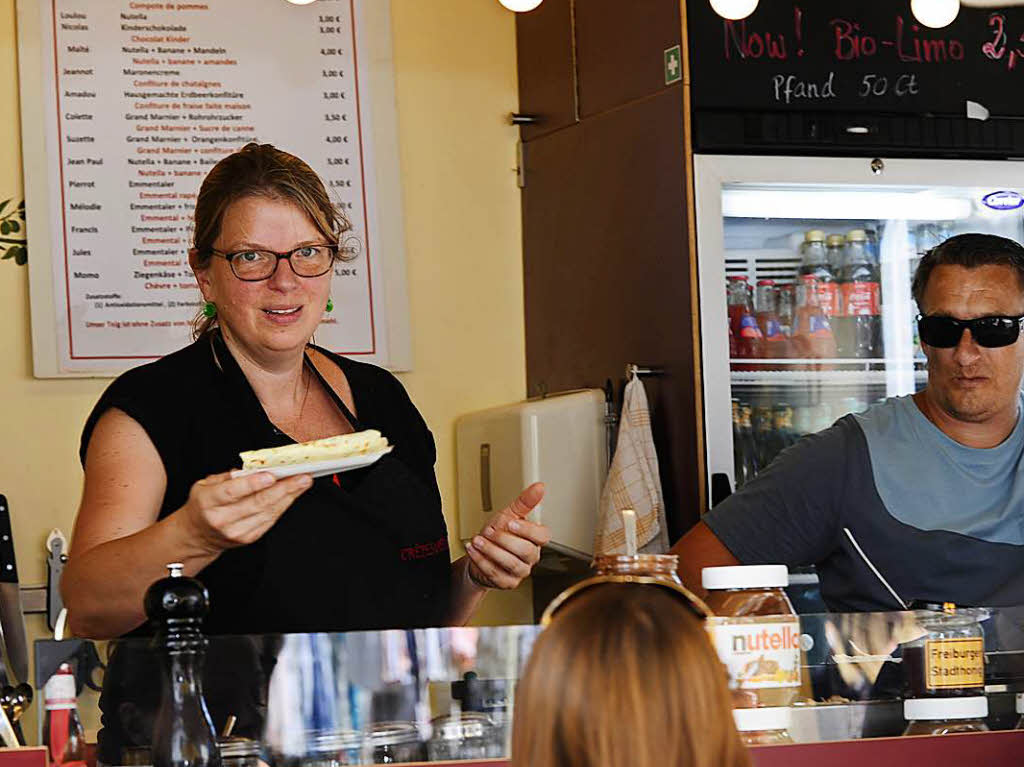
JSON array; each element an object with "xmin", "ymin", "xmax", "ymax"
[{"xmin": 917, "ymin": 314, "xmax": 1024, "ymax": 348}]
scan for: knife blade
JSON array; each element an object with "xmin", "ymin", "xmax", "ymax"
[{"xmin": 0, "ymin": 497, "xmax": 29, "ymax": 684}]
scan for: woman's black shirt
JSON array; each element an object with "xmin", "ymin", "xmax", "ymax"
[{"xmin": 80, "ymin": 332, "xmax": 452, "ymax": 635}]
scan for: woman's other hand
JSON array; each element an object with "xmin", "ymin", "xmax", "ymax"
[
  {"xmin": 465, "ymin": 482, "xmax": 550, "ymax": 590},
  {"xmin": 180, "ymin": 471, "xmax": 313, "ymax": 553}
]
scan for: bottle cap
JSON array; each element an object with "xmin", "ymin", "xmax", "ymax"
[
  {"xmin": 804, "ymin": 230, "xmax": 825, "ymax": 242},
  {"xmin": 727, "ymin": 275, "xmax": 749, "ymax": 281},
  {"xmin": 702, "ymin": 565, "xmax": 789, "ymax": 590},
  {"xmin": 757, "ymin": 279, "xmax": 775, "ymax": 286},
  {"xmin": 826, "ymin": 234, "xmax": 845, "ymax": 247},
  {"xmin": 732, "ymin": 706, "xmax": 792, "ymax": 732},
  {"xmin": 904, "ymin": 696, "xmax": 988, "ymax": 722},
  {"xmin": 846, "ymin": 229, "xmax": 867, "ymax": 242}
]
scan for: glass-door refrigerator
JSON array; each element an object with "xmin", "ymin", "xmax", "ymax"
[{"xmin": 695, "ymin": 154, "xmax": 1024, "ymax": 501}]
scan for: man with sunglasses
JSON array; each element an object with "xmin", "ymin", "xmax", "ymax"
[{"xmin": 673, "ymin": 233, "xmax": 1024, "ymax": 612}]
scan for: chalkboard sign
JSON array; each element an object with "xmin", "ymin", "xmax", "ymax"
[{"xmin": 688, "ymin": 0, "xmax": 1024, "ymax": 117}]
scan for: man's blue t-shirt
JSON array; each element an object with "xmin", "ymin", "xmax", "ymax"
[{"xmin": 704, "ymin": 394, "xmax": 1024, "ymax": 612}]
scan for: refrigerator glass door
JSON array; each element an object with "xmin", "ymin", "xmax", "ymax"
[{"xmin": 696, "ymin": 156, "xmax": 1024, "ymax": 496}]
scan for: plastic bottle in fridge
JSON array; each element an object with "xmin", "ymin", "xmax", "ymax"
[
  {"xmin": 755, "ymin": 279, "xmax": 792, "ymax": 365},
  {"xmin": 792, "ymin": 275, "xmax": 838, "ymax": 362},
  {"xmin": 753, "ymin": 405, "xmax": 775, "ymax": 469},
  {"xmin": 836, "ymin": 229, "xmax": 883, "ymax": 358},
  {"xmin": 825, "ymin": 233, "xmax": 846, "ymax": 274},
  {"xmin": 728, "ymin": 275, "xmax": 764, "ymax": 367},
  {"xmin": 739, "ymin": 404, "xmax": 761, "ymax": 481},
  {"xmin": 732, "ymin": 399, "xmax": 747, "ymax": 489},
  {"xmin": 799, "ymin": 230, "xmax": 840, "ymax": 318},
  {"xmin": 777, "ymin": 283, "xmax": 795, "ymax": 338}
]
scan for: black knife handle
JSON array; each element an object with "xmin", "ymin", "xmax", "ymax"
[{"xmin": 0, "ymin": 497, "xmax": 19, "ymax": 585}]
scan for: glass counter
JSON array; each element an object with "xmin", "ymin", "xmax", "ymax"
[{"xmin": 29, "ymin": 606, "xmax": 1024, "ymax": 765}]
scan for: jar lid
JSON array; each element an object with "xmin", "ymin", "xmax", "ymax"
[
  {"xmin": 826, "ymin": 234, "xmax": 845, "ymax": 246},
  {"xmin": 368, "ymin": 721, "xmax": 422, "ymax": 746},
  {"xmin": 430, "ymin": 712, "xmax": 493, "ymax": 742},
  {"xmin": 732, "ymin": 706, "xmax": 792, "ymax": 733},
  {"xmin": 309, "ymin": 730, "xmax": 363, "ymax": 751},
  {"xmin": 804, "ymin": 230, "xmax": 825, "ymax": 241},
  {"xmin": 904, "ymin": 696, "xmax": 988, "ymax": 721},
  {"xmin": 702, "ymin": 565, "xmax": 789, "ymax": 590},
  {"xmin": 218, "ymin": 738, "xmax": 262, "ymax": 758},
  {"xmin": 846, "ymin": 229, "xmax": 867, "ymax": 241}
]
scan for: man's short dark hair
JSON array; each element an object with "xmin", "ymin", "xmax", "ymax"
[{"xmin": 912, "ymin": 233, "xmax": 1024, "ymax": 311}]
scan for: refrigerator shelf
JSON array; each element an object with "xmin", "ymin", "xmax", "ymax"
[{"xmin": 729, "ymin": 368, "xmax": 928, "ymax": 387}]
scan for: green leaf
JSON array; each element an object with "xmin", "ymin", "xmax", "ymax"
[
  {"xmin": 1, "ymin": 222, "xmax": 10, "ymax": 236},
  {"xmin": 0, "ymin": 200, "xmax": 10, "ymax": 216},
  {"xmin": 1, "ymin": 250, "xmax": 11, "ymax": 260},
  {"xmin": 9, "ymin": 221, "xmax": 19, "ymax": 233},
  {"xmin": 14, "ymin": 247, "xmax": 26, "ymax": 266}
]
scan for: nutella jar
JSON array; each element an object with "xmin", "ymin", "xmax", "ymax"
[
  {"xmin": 703, "ymin": 565, "xmax": 801, "ymax": 707},
  {"xmin": 732, "ymin": 706, "xmax": 794, "ymax": 746},
  {"xmin": 901, "ymin": 604, "xmax": 987, "ymax": 698},
  {"xmin": 903, "ymin": 696, "xmax": 989, "ymax": 736}
]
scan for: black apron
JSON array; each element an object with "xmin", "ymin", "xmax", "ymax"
[{"xmin": 192, "ymin": 332, "xmax": 452, "ymax": 635}]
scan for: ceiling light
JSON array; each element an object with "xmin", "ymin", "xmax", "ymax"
[
  {"xmin": 910, "ymin": 0, "xmax": 960, "ymax": 28},
  {"xmin": 709, "ymin": 0, "xmax": 759, "ymax": 21},
  {"xmin": 499, "ymin": 0, "xmax": 544, "ymax": 11}
]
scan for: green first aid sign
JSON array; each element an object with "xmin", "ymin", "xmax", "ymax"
[{"xmin": 664, "ymin": 44, "xmax": 682, "ymax": 85}]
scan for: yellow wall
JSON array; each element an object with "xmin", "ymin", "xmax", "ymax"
[{"xmin": 0, "ymin": 0, "xmax": 531, "ymax": 689}]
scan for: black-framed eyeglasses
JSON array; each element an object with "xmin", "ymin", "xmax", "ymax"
[
  {"xmin": 211, "ymin": 244, "xmax": 338, "ymax": 281},
  {"xmin": 917, "ymin": 314, "xmax": 1024, "ymax": 348}
]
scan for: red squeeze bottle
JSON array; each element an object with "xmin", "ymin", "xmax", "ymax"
[{"xmin": 43, "ymin": 663, "xmax": 87, "ymax": 767}]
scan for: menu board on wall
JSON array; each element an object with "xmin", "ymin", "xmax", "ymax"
[{"xmin": 18, "ymin": 0, "xmax": 411, "ymax": 376}]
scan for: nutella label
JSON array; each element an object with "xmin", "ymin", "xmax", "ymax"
[
  {"xmin": 708, "ymin": 620, "xmax": 801, "ymax": 690},
  {"xmin": 925, "ymin": 637, "xmax": 984, "ymax": 690},
  {"xmin": 840, "ymin": 281, "xmax": 880, "ymax": 316}
]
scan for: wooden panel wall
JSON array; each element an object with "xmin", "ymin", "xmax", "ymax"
[{"xmin": 517, "ymin": 0, "xmax": 701, "ymax": 539}]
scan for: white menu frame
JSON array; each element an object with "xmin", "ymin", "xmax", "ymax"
[{"xmin": 17, "ymin": 0, "xmax": 411, "ymax": 377}]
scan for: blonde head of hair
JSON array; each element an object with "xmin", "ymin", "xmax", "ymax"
[{"xmin": 511, "ymin": 583, "xmax": 749, "ymax": 767}]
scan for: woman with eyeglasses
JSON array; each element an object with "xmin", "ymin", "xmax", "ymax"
[{"xmin": 63, "ymin": 143, "xmax": 549, "ymax": 639}]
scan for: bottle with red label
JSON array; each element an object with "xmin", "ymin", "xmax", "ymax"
[
  {"xmin": 755, "ymin": 279, "xmax": 791, "ymax": 365},
  {"xmin": 799, "ymin": 230, "xmax": 840, "ymax": 319},
  {"xmin": 43, "ymin": 663, "xmax": 87, "ymax": 767},
  {"xmin": 792, "ymin": 275, "xmax": 837, "ymax": 364},
  {"xmin": 776, "ymin": 283, "xmax": 795, "ymax": 338},
  {"xmin": 835, "ymin": 229, "xmax": 883, "ymax": 358},
  {"xmin": 727, "ymin": 276, "xmax": 763, "ymax": 367}
]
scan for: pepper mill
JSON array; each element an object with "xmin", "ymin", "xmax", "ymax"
[{"xmin": 145, "ymin": 563, "xmax": 222, "ymax": 767}]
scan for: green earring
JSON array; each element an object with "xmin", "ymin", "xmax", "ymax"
[
  {"xmin": 202, "ymin": 300, "xmax": 217, "ymax": 318},
  {"xmin": 326, "ymin": 297, "xmax": 334, "ymax": 313}
]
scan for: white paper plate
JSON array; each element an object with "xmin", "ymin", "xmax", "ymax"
[{"xmin": 231, "ymin": 446, "xmax": 393, "ymax": 480}]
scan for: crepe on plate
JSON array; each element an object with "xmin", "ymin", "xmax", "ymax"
[{"xmin": 239, "ymin": 429, "xmax": 389, "ymax": 470}]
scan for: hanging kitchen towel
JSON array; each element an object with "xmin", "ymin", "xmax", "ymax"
[{"xmin": 594, "ymin": 372, "xmax": 670, "ymax": 555}]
